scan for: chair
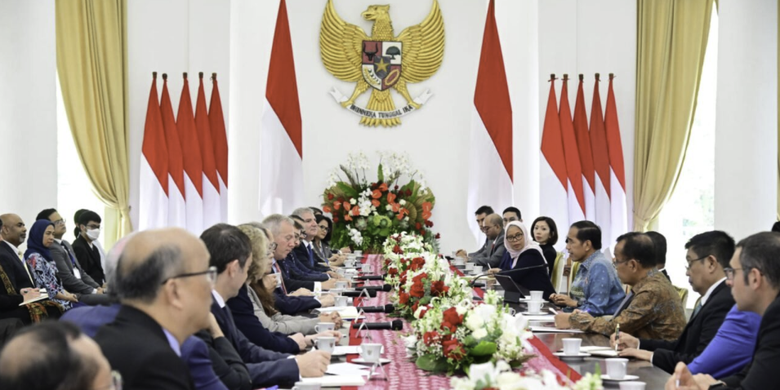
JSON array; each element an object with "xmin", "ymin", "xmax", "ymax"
[
  {"xmin": 673, "ymin": 285, "xmax": 689, "ymax": 309},
  {"xmin": 551, "ymin": 252, "xmax": 565, "ymax": 291}
]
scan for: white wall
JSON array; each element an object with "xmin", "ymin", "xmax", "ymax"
[
  {"xmin": 714, "ymin": 0, "xmax": 778, "ymax": 241},
  {"xmin": 0, "ymin": 1, "xmax": 57, "ymax": 225}
]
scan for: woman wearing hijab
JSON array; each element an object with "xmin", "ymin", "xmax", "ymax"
[
  {"xmin": 549, "ymin": 220, "xmax": 625, "ymax": 316},
  {"xmin": 25, "ymin": 219, "xmax": 79, "ymax": 311},
  {"xmin": 488, "ymin": 221, "xmax": 556, "ymax": 300}
]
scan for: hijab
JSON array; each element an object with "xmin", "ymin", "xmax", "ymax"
[
  {"xmin": 24, "ymin": 219, "xmax": 55, "ymax": 262},
  {"xmin": 503, "ymin": 221, "xmax": 545, "ymax": 268}
]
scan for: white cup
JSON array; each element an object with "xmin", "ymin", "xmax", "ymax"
[
  {"xmin": 562, "ymin": 338, "xmax": 581, "ymax": 355},
  {"xmin": 606, "ymin": 358, "xmax": 628, "ymax": 379},
  {"xmin": 354, "ymin": 251, "xmax": 363, "ymax": 256},
  {"xmin": 526, "ymin": 299, "xmax": 543, "ymax": 314},
  {"xmin": 315, "ymin": 336, "xmax": 336, "ymax": 353},
  {"xmin": 314, "ymin": 322, "xmax": 335, "ymax": 333},
  {"xmin": 273, "ymin": 273, "xmax": 282, "ymax": 288},
  {"xmin": 345, "ymin": 260, "xmax": 356, "ymax": 268},
  {"xmin": 335, "ymin": 281, "xmax": 348, "ymax": 289},
  {"xmin": 464, "ymin": 263, "xmax": 475, "ymax": 271},
  {"xmin": 507, "ymin": 307, "xmax": 516, "ymax": 316},
  {"xmin": 619, "ymin": 382, "xmax": 646, "ymax": 390},
  {"xmin": 336, "ymin": 268, "xmax": 346, "ymax": 277},
  {"xmin": 292, "ymin": 382, "xmax": 321, "ymax": 390},
  {"xmin": 453, "ymin": 257, "xmax": 465, "ymax": 265},
  {"xmin": 359, "ymin": 343, "xmax": 382, "ymax": 363},
  {"xmin": 335, "ymin": 296, "xmax": 349, "ymax": 307},
  {"xmin": 472, "ymin": 266, "xmax": 483, "ymax": 274},
  {"xmin": 530, "ymin": 290, "xmax": 544, "ymax": 300},
  {"xmin": 361, "ymin": 263, "xmax": 371, "ymax": 273}
]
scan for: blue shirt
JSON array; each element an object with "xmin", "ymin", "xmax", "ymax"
[
  {"xmin": 688, "ymin": 305, "xmax": 761, "ymax": 378},
  {"xmin": 567, "ymin": 251, "xmax": 625, "ymax": 316}
]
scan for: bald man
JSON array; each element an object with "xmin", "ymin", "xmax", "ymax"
[
  {"xmin": 94, "ymin": 228, "xmax": 214, "ymax": 390},
  {"xmin": 0, "ymin": 214, "xmax": 34, "ymax": 291},
  {"xmin": 0, "ymin": 321, "xmax": 114, "ymax": 390},
  {"xmin": 471, "ymin": 214, "xmax": 506, "ymax": 268}
]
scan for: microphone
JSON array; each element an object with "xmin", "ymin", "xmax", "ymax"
[
  {"xmin": 497, "ymin": 263, "xmax": 549, "ymax": 276},
  {"xmin": 354, "ymin": 284, "xmax": 393, "ymax": 293},
  {"xmin": 359, "ymin": 304, "xmax": 395, "ymax": 313},
  {"xmin": 351, "ymin": 319, "xmax": 403, "ymax": 330},
  {"xmin": 341, "ymin": 289, "xmax": 377, "ymax": 298},
  {"xmin": 470, "ymin": 273, "xmax": 493, "ymax": 287},
  {"xmin": 355, "ymin": 274, "xmax": 387, "ymax": 281}
]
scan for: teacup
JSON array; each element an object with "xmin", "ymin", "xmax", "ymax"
[
  {"xmin": 619, "ymin": 382, "xmax": 646, "ymax": 390},
  {"xmin": 606, "ymin": 358, "xmax": 628, "ymax": 379},
  {"xmin": 361, "ymin": 263, "xmax": 372, "ymax": 273},
  {"xmin": 530, "ymin": 290, "xmax": 544, "ymax": 300},
  {"xmin": 335, "ymin": 296, "xmax": 349, "ymax": 307},
  {"xmin": 526, "ymin": 299, "xmax": 544, "ymax": 314},
  {"xmin": 336, "ymin": 268, "xmax": 346, "ymax": 277},
  {"xmin": 344, "ymin": 260, "xmax": 356, "ymax": 268},
  {"xmin": 359, "ymin": 343, "xmax": 382, "ymax": 363},
  {"xmin": 562, "ymin": 338, "xmax": 581, "ymax": 355},
  {"xmin": 315, "ymin": 336, "xmax": 336, "ymax": 353},
  {"xmin": 335, "ymin": 281, "xmax": 348, "ymax": 289},
  {"xmin": 471, "ymin": 265, "xmax": 483, "ymax": 274},
  {"xmin": 314, "ymin": 322, "xmax": 335, "ymax": 333}
]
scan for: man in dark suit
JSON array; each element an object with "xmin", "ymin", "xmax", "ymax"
[
  {"xmin": 201, "ymin": 223, "xmax": 330, "ymax": 388},
  {"xmin": 668, "ymin": 232, "xmax": 780, "ymax": 390},
  {"xmin": 94, "ymin": 228, "xmax": 215, "ymax": 390},
  {"xmin": 471, "ymin": 213, "xmax": 506, "ymax": 268},
  {"xmin": 647, "ymin": 231, "xmax": 671, "ymax": 281},
  {"xmin": 616, "ymin": 231, "xmax": 735, "ymax": 373},
  {"xmin": 0, "ymin": 214, "xmax": 33, "ymax": 291},
  {"xmin": 37, "ymin": 208, "xmax": 111, "ymax": 306},
  {"xmin": 455, "ymin": 205, "xmax": 494, "ymax": 258},
  {"xmin": 71, "ymin": 210, "xmax": 106, "ymax": 285}
]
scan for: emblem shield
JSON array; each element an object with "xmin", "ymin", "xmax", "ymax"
[{"xmin": 361, "ymin": 41, "xmax": 403, "ymax": 91}]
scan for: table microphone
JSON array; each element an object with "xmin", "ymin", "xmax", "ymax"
[
  {"xmin": 497, "ymin": 263, "xmax": 549, "ymax": 276},
  {"xmin": 359, "ymin": 304, "xmax": 395, "ymax": 313},
  {"xmin": 355, "ymin": 284, "xmax": 393, "ymax": 293},
  {"xmin": 351, "ymin": 319, "xmax": 403, "ymax": 330},
  {"xmin": 355, "ymin": 274, "xmax": 387, "ymax": 281},
  {"xmin": 341, "ymin": 289, "xmax": 377, "ymax": 298}
]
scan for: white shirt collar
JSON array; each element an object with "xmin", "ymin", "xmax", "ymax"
[
  {"xmin": 700, "ymin": 278, "xmax": 727, "ymax": 306},
  {"xmin": 211, "ymin": 290, "xmax": 226, "ymax": 308},
  {"xmin": 3, "ymin": 241, "xmax": 20, "ymax": 254},
  {"xmin": 54, "ymin": 238, "xmax": 62, "ymax": 244},
  {"xmin": 302, "ymin": 239, "xmax": 312, "ymax": 247}
]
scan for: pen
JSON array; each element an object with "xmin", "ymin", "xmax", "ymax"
[
  {"xmin": 615, "ymin": 323, "xmax": 620, "ymax": 351},
  {"xmin": 548, "ymin": 307, "xmax": 558, "ymax": 315}
]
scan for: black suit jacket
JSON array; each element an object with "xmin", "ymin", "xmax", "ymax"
[
  {"xmin": 194, "ymin": 330, "xmax": 252, "ymax": 390},
  {"xmin": 293, "ymin": 243, "xmax": 330, "ymax": 272},
  {"xmin": 276, "ymin": 258, "xmax": 315, "ymax": 291},
  {"xmin": 641, "ymin": 281, "xmax": 734, "ymax": 373},
  {"xmin": 0, "ymin": 242, "xmax": 33, "ymax": 292},
  {"xmin": 210, "ymin": 299, "xmax": 299, "ymax": 388},
  {"xmin": 94, "ymin": 305, "xmax": 194, "ymax": 390},
  {"xmin": 71, "ymin": 235, "xmax": 105, "ymax": 284},
  {"xmin": 721, "ymin": 293, "xmax": 780, "ymax": 389},
  {"xmin": 273, "ymin": 289, "xmax": 320, "ymax": 315}
]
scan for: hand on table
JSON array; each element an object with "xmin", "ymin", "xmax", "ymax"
[
  {"xmin": 290, "ymin": 288, "xmax": 314, "ymax": 297},
  {"xmin": 322, "ymin": 279, "xmax": 341, "ymax": 290},
  {"xmin": 550, "ymin": 293, "xmax": 577, "ymax": 307},
  {"xmin": 486, "ymin": 268, "xmax": 501, "ymax": 275},
  {"xmin": 340, "ymin": 247, "xmax": 352, "ymax": 254},
  {"xmin": 665, "ymin": 362, "xmax": 717, "ymax": 390},
  {"xmin": 290, "ymin": 333, "xmax": 308, "ymax": 349},
  {"xmin": 319, "ymin": 294, "xmax": 335, "ymax": 307},
  {"xmin": 619, "ymin": 348, "xmax": 653, "ymax": 361},
  {"xmin": 326, "ymin": 271, "xmax": 339, "ymax": 278},
  {"xmin": 610, "ymin": 332, "xmax": 639, "ymax": 350},
  {"xmin": 296, "ymin": 350, "xmax": 331, "ymax": 377},
  {"xmin": 318, "ymin": 312, "xmax": 343, "ymax": 329},
  {"xmin": 307, "ymin": 330, "xmax": 342, "ymax": 345},
  {"xmin": 455, "ymin": 250, "xmax": 468, "ymax": 258}
]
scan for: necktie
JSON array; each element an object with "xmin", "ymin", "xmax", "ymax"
[
  {"xmin": 691, "ymin": 298, "xmax": 703, "ymax": 319},
  {"xmin": 273, "ymin": 263, "xmax": 288, "ymax": 295},
  {"xmin": 17, "ymin": 251, "xmax": 34, "ymax": 285},
  {"xmin": 61, "ymin": 242, "xmax": 77, "ymax": 267},
  {"xmin": 306, "ymin": 244, "xmax": 315, "ymax": 266}
]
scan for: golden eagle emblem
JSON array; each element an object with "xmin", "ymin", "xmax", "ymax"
[{"xmin": 320, "ymin": 0, "xmax": 445, "ymax": 127}]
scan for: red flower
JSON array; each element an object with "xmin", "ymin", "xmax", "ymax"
[
  {"xmin": 425, "ymin": 220, "xmax": 433, "ymax": 228},
  {"xmin": 372, "ymin": 189, "xmax": 382, "ymax": 199},
  {"xmin": 410, "ymin": 280, "xmax": 425, "ymax": 298},
  {"xmin": 399, "ymin": 291, "xmax": 410, "ymax": 305},
  {"xmin": 435, "ymin": 233, "xmax": 441, "ymax": 239},
  {"xmin": 415, "ymin": 222, "xmax": 422, "ymax": 230},
  {"xmin": 405, "ymin": 189, "xmax": 412, "ymax": 196},
  {"xmin": 422, "ymin": 201, "xmax": 433, "ymax": 220},
  {"xmin": 412, "ymin": 302, "xmax": 419, "ymax": 313},
  {"xmin": 327, "ymin": 193, "xmax": 334, "ymax": 200},
  {"xmin": 399, "ymin": 271, "xmax": 408, "ymax": 285},
  {"xmin": 388, "ymin": 267, "xmax": 398, "ymax": 276},
  {"xmin": 394, "ymin": 185, "xmax": 399, "ymax": 190},
  {"xmin": 441, "ymin": 307, "xmax": 463, "ymax": 333},
  {"xmin": 430, "ymin": 280, "xmax": 448, "ymax": 296},
  {"xmin": 372, "ymin": 199, "xmax": 381, "ymax": 207},
  {"xmin": 423, "ymin": 331, "xmax": 440, "ymax": 346},
  {"xmin": 393, "ymin": 245, "xmax": 403, "ymax": 254},
  {"xmin": 384, "ymin": 259, "xmax": 391, "ymax": 268},
  {"xmin": 333, "ymin": 217, "xmax": 339, "ymax": 223},
  {"xmin": 418, "ymin": 306, "xmax": 429, "ymax": 319},
  {"xmin": 378, "ymin": 182, "xmax": 388, "ymax": 192},
  {"xmin": 409, "ymin": 257, "xmax": 425, "ymax": 271},
  {"xmin": 323, "ymin": 205, "xmax": 332, "ymax": 213},
  {"xmin": 442, "ymin": 338, "xmax": 466, "ymax": 360}
]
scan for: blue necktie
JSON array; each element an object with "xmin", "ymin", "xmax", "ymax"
[{"xmin": 307, "ymin": 244, "xmax": 315, "ymax": 266}]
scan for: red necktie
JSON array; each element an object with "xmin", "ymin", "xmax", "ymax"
[{"xmin": 273, "ymin": 263, "xmax": 288, "ymax": 295}]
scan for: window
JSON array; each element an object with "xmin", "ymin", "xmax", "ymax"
[
  {"xmin": 658, "ymin": 8, "xmax": 718, "ymax": 308},
  {"xmin": 56, "ymin": 73, "xmax": 106, "ymax": 247}
]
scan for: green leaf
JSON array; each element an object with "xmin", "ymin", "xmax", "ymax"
[
  {"xmin": 336, "ymin": 182, "xmax": 359, "ymax": 199},
  {"xmin": 378, "ymin": 163, "xmax": 385, "ymax": 183},
  {"xmin": 415, "ymin": 354, "xmax": 449, "ymax": 373},
  {"xmin": 463, "ymin": 335, "xmax": 478, "ymax": 348},
  {"xmin": 469, "ymin": 341, "xmax": 497, "ymax": 357}
]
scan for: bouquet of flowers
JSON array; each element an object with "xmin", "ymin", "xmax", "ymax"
[
  {"xmin": 450, "ymin": 360, "xmax": 603, "ymax": 390},
  {"xmin": 321, "ymin": 152, "xmax": 439, "ymax": 253},
  {"xmin": 405, "ymin": 291, "xmax": 534, "ymax": 375}
]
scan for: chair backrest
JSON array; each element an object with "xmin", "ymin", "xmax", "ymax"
[
  {"xmin": 551, "ymin": 252, "xmax": 565, "ymax": 291},
  {"xmin": 673, "ymin": 285, "xmax": 689, "ymax": 309}
]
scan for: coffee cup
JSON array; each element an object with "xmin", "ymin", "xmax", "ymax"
[
  {"xmin": 344, "ymin": 260, "xmax": 356, "ymax": 268},
  {"xmin": 273, "ymin": 273, "xmax": 282, "ymax": 288},
  {"xmin": 361, "ymin": 263, "xmax": 371, "ymax": 273},
  {"xmin": 354, "ymin": 251, "xmax": 363, "ymax": 256},
  {"xmin": 335, "ymin": 281, "xmax": 348, "ymax": 289},
  {"xmin": 359, "ymin": 343, "xmax": 382, "ymax": 363},
  {"xmin": 562, "ymin": 338, "xmax": 581, "ymax": 355},
  {"xmin": 335, "ymin": 295, "xmax": 349, "ymax": 307},
  {"xmin": 506, "ymin": 307, "xmax": 516, "ymax": 316},
  {"xmin": 336, "ymin": 268, "xmax": 346, "ymax": 277},
  {"xmin": 471, "ymin": 265, "xmax": 483, "ymax": 274},
  {"xmin": 464, "ymin": 263, "xmax": 475, "ymax": 271},
  {"xmin": 291, "ymin": 382, "xmax": 321, "ymax": 390},
  {"xmin": 314, "ymin": 322, "xmax": 335, "ymax": 333},
  {"xmin": 315, "ymin": 336, "xmax": 336, "ymax": 353},
  {"xmin": 530, "ymin": 290, "xmax": 544, "ymax": 300},
  {"xmin": 526, "ymin": 299, "xmax": 543, "ymax": 314},
  {"xmin": 606, "ymin": 358, "xmax": 628, "ymax": 379},
  {"xmin": 619, "ymin": 382, "xmax": 646, "ymax": 390}
]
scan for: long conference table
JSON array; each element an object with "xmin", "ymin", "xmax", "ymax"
[{"xmin": 322, "ymin": 255, "xmax": 671, "ymax": 389}]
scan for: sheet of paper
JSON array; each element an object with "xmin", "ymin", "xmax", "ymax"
[
  {"xmin": 587, "ymin": 349, "xmax": 620, "ymax": 357},
  {"xmin": 333, "ymin": 345, "xmax": 360, "ymax": 355},
  {"xmin": 521, "ymin": 315, "xmax": 556, "ymax": 321},
  {"xmin": 325, "ymin": 362, "xmax": 370, "ymax": 376},
  {"xmin": 315, "ymin": 306, "xmax": 364, "ymax": 319},
  {"xmin": 300, "ymin": 375, "xmax": 367, "ymax": 387},
  {"xmin": 19, "ymin": 296, "xmax": 49, "ymax": 306},
  {"xmin": 530, "ymin": 326, "xmax": 585, "ymax": 334}
]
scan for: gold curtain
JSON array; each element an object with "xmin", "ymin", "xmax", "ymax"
[
  {"xmin": 633, "ymin": 0, "xmax": 715, "ymax": 231},
  {"xmin": 56, "ymin": 0, "xmax": 131, "ymax": 248}
]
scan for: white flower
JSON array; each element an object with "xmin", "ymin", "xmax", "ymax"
[
  {"xmin": 385, "ymin": 205, "xmax": 393, "ymax": 211},
  {"xmin": 472, "ymin": 328, "xmax": 488, "ymax": 340},
  {"xmin": 465, "ymin": 313, "xmax": 485, "ymax": 331},
  {"xmin": 399, "ymin": 199, "xmax": 407, "ymax": 205},
  {"xmin": 350, "ymin": 198, "xmax": 357, "ymax": 205}
]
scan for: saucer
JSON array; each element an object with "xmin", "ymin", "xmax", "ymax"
[
  {"xmin": 601, "ymin": 374, "xmax": 639, "ymax": 382},
  {"xmin": 352, "ymin": 358, "xmax": 391, "ymax": 365},
  {"xmin": 552, "ymin": 352, "xmax": 590, "ymax": 359}
]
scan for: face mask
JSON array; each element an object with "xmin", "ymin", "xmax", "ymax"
[{"xmin": 86, "ymin": 228, "xmax": 101, "ymax": 241}]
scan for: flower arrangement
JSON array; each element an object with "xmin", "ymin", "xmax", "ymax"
[
  {"xmin": 405, "ymin": 291, "xmax": 534, "ymax": 375},
  {"xmin": 321, "ymin": 152, "xmax": 439, "ymax": 253},
  {"xmin": 450, "ymin": 360, "xmax": 603, "ymax": 390},
  {"xmin": 390, "ymin": 253, "xmax": 473, "ymax": 319}
]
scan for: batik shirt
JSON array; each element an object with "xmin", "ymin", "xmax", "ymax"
[{"xmin": 568, "ymin": 251, "xmax": 625, "ymax": 316}]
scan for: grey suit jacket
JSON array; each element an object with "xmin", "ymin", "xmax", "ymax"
[
  {"xmin": 246, "ymin": 284, "xmax": 318, "ymax": 335},
  {"xmin": 469, "ymin": 237, "xmax": 490, "ymax": 258},
  {"xmin": 472, "ymin": 231, "xmax": 507, "ymax": 268},
  {"xmin": 51, "ymin": 240, "xmax": 99, "ymax": 295}
]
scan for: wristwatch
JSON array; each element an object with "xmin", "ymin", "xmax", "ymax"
[{"xmin": 708, "ymin": 381, "xmax": 727, "ymax": 389}]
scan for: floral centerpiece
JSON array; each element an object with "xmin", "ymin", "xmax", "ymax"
[
  {"xmin": 405, "ymin": 291, "xmax": 534, "ymax": 375},
  {"xmin": 321, "ymin": 152, "xmax": 439, "ymax": 253},
  {"xmin": 450, "ymin": 360, "xmax": 603, "ymax": 390}
]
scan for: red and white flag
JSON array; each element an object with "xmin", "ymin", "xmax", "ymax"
[
  {"xmin": 178, "ymin": 74, "xmax": 204, "ymax": 234},
  {"xmin": 540, "ymin": 76, "xmax": 570, "ymax": 231},
  {"xmin": 559, "ymin": 77, "xmax": 586, "ymax": 223},
  {"xmin": 466, "ymin": 0, "xmax": 513, "ymax": 241},
  {"xmin": 590, "ymin": 75, "xmax": 612, "ymax": 241},
  {"xmin": 209, "ymin": 74, "xmax": 228, "ymax": 222},
  {"xmin": 139, "ymin": 73, "xmax": 168, "ymax": 230},
  {"xmin": 573, "ymin": 75, "xmax": 595, "ymax": 221},
  {"xmin": 161, "ymin": 74, "xmax": 187, "ymax": 229},
  {"xmin": 605, "ymin": 74, "xmax": 627, "ymax": 241},
  {"xmin": 259, "ymin": 0, "xmax": 304, "ymax": 216},
  {"xmin": 195, "ymin": 73, "xmax": 221, "ymax": 228}
]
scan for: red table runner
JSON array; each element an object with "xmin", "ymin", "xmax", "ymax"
[{"xmin": 341, "ymin": 255, "xmax": 580, "ymax": 389}]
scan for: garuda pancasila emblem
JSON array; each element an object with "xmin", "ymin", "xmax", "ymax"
[{"xmin": 320, "ymin": 0, "xmax": 445, "ymax": 127}]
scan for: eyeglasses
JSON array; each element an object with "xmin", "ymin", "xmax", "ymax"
[
  {"xmin": 684, "ymin": 255, "xmax": 709, "ymax": 271},
  {"xmin": 724, "ymin": 267, "xmax": 756, "ymax": 281},
  {"xmin": 53, "ymin": 219, "xmax": 66, "ymax": 226},
  {"xmin": 506, "ymin": 233, "xmax": 524, "ymax": 242},
  {"xmin": 612, "ymin": 258, "xmax": 631, "ymax": 269},
  {"xmin": 162, "ymin": 266, "xmax": 218, "ymax": 286},
  {"xmin": 94, "ymin": 370, "xmax": 123, "ymax": 390}
]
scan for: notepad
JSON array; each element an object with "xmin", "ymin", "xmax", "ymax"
[
  {"xmin": 578, "ymin": 346, "xmax": 620, "ymax": 357},
  {"xmin": 529, "ymin": 326, "xmax": 585, "ymax": 333},
  {"xmin": 19, "ymin": 295, "xmax": 49, "ymax": 306}
]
